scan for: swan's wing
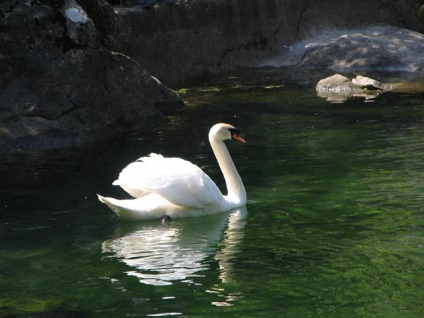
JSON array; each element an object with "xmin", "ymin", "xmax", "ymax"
[{"xmin": 113, "ymin": 153, "xmax": 224, "ymax": 209}]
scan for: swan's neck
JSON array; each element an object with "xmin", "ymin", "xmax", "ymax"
[{"xmin": 210, "ymin": 139, "xmax": 246, "ymax": 205}]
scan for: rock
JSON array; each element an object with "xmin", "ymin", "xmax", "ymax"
[
  {"xmin": 63, "ymin": 0, "xmax": 97, "ymax": 46},
  {"xmin": 116, "ymin": 0, "xmax": 424, "ymax": 84},
  {"xmin": 0, "ymin": 0, "xmax": 183, "ymax": 151},
  {"xmin": 1, "ymin": 48, "xmax": 181, "ymax": 145},
  {"xmin": 316, "ymin": 74, "xmax": 392, "ymax": 102},
  {"xmin": 316, "ymin": 74, "xmax": 361, "ymax": 92},
  {"xmin": 123, "ymin": 0, "xmax": 157, "ymax": 8},
  {"xmin": 263, "ymin": 25, "xmax": 424, "ymax": 72},
  {"xmin": 351, "ymin": 75, "xmax": 386, "ymax": 90},
  {"xmin": 300, "ymin": 26, "xmax": 424, "ymax": 72}
]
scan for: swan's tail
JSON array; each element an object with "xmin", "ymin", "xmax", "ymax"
[
  {"xmin": 97, "ymin": 194, "xmax": 108, "ymax": 204},
  {"xmin": 97, "ymin": 194, "xmax": 173, "ymax": 221},
  {"xmin": 97, "ymin": 194, "xmax": 145, "ymax": 221}
]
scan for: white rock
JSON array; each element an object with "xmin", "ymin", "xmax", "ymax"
[{"xmin": 64, "ymin": 4, "xmax": 89, "ymax": 24}]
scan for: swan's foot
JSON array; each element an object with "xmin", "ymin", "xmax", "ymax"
[{"xmin": 161, "ymin": 215, "xmax": 171, "ymax": 225}]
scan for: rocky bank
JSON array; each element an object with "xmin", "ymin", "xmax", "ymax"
[{"xmin": 1, "ymin": 0, "xmax": 424, "ymax": 151}]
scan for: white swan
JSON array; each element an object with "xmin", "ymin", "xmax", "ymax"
[{"xmin": 97, "ymin": 123, "xmax": 246, "ymax": 221}]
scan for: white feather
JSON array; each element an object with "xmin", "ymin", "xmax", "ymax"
[
  {"xmin": 98, "ymin": 123, "xmax": 246, "ymax": 221},
  {"xmin": 113, "ymin": 154, "xmax": 224, "ymax": 208}
]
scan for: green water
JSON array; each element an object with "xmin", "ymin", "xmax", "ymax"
[{"xmin": 1, "ymin": 70, "xmax": 424, "ymax": 317}]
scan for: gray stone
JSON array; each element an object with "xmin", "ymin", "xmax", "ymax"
[
  {"xmin": 266, "ymin": 25, "xmax": 424, "ymax": 72},
  {"xmin": 316, "ymin": 74, "xmax": 393, "ymax": 102},
  {"xmin": 351, "ymin": 76, "xmax": 386, "ymax": 90},
  {"xmin": 316, "ymin": 74, "xmax": 361, "ymax": 92}
]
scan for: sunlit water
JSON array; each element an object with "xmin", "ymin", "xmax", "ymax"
[{"xmin": 1, "ymin": 69, "xmax": 424, "ymax": 317}]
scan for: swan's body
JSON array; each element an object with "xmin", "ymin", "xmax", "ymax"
[{"xmin": 98, "ymin": 123, "xmax": 246, "ymax": 221}]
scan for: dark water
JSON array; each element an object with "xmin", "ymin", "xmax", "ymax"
[{"xmin": 1, "ymin": 70, "xmax": 424, "ymax": 317}]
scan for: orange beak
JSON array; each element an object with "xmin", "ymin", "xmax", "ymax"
[{"xmin": 232, "ymin": 133, "xmax": 246, "ymax": 143}]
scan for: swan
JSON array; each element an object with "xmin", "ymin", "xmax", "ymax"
[{"xmin": 97, "ymin": 123, "xmax": 246, "ymax": 221}]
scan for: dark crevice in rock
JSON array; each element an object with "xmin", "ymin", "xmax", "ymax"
[
  {"xmin": 296, "ymin": 0, "xmax": 312, "ymax": 37},
  {"xmin": 272, "ymin": 21, "xmax": 284, "ymax": 42},
  {"xmin": 218, "ymin": 31, "xmax": 271, "ymax": 67}
]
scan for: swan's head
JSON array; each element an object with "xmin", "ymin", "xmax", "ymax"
[{"xmin": 209, "ymin": 123, "xmax": 245, "ymax": 143}]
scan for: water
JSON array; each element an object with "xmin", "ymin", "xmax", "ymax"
[{"xmin": 1, "ymin": 69, "xmax": 424, "ymax": 317}]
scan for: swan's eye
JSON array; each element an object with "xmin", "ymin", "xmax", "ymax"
[{"xmin": 228, "ymin": 128, "xmax": 239, "ymax": 137}]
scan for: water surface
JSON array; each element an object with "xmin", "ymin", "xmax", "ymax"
[{"xmin": 1, "ymin": 69, "xmax": 424, "ymax": 317}]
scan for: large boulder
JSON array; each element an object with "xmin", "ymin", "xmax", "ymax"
[
  {"xmin": 0, "ymin": 0, "xmax": 183, "ymax": 151},
  {"xmin": 264, "ymin": 25, "xmax": 424, "ymax": 72},
  {"xmin": 300, "ymin": 26, "xmax": 424, "ymax": 72}
]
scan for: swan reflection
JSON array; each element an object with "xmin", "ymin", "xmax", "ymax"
[{"xmin": 102, "ymin": 207, "xmax": 247, "ymax": 286}]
